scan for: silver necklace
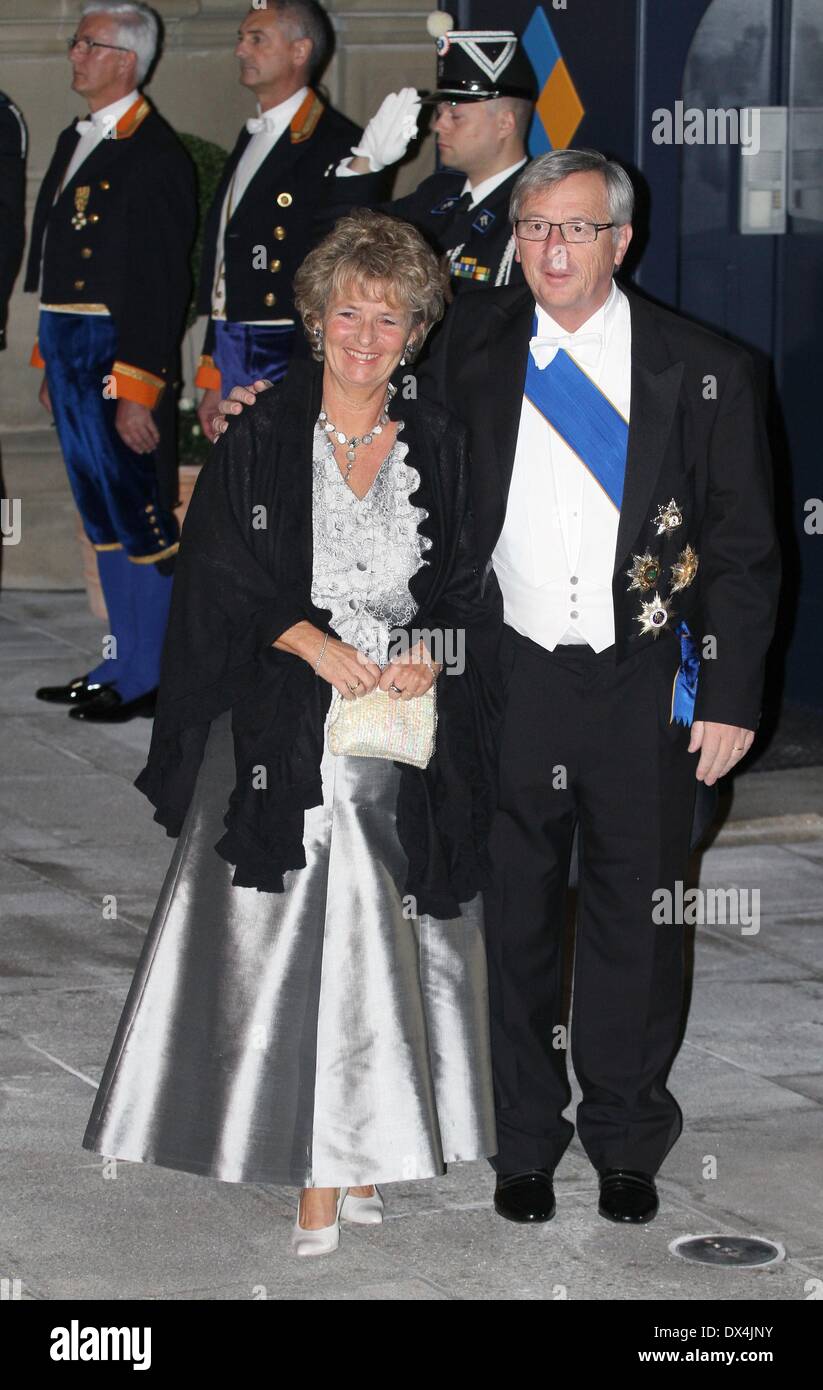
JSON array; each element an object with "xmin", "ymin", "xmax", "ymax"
[{"xmin": 319, "ymin": 384, "xmax": 395, "ymax": 480}]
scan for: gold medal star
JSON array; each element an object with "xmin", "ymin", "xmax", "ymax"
[
  {"xmin": 670, "ymin": 544, "xmax": 699, "ymax": 593},
  {"xmin": 626, "ymin": 551, "xmax": 662, "ymax": 592},
  {"xmin": 653, "ymin": 497, "xmax": 683, "ymax": 536},
  {"xmin": 635, "ymin": 591, "xmax": 672, "ymax": 637}
]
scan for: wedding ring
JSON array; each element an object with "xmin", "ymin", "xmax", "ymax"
[
  {"xmin": 346, "ymin": 680, "xmax": 360, "ymax": 693},
  {"xmin": 733, "ymin": 745, "xmax": 744, "ymax": 751},
  {"xmin": 389, "ymin": 682, "xmax": 402, "ymax": 693}
]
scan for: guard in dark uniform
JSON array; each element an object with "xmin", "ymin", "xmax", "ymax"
[
  {"xmin": 27, "ymin": 4, "xmax": 196, "ymax": 722},
  {"xmin": 331, "ymin": 23, "xmax": 537, "ymax": 295},
  {"xmin": 195, "ymin": 1, "xmax": 366, "ymax": 432},
  {"xmin": 0, "ymin": 91, "xmax": 27, "ymax": 355}
]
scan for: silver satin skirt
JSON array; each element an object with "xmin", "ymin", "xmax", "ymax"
[{"xmin": 82, "ymin": 711, "xmax": 497, "ymax": 1187}]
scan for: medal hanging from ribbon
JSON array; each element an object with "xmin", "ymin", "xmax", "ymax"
[{"xmin": 72, "ymin": 186, "xmax": 90, "ymax": 230}]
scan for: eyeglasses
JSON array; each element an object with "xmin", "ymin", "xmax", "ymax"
[
  {"xmin": 515, "ymin": 219, "xmax": 615, "ymax": 244},
  {"xmin": 67, "ymin": 35, "xmax": 132, "ymax": 56}
]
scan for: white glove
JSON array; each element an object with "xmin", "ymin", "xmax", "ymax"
[{"xmin": 348, "ymin": 87, "xmax": 421, "ymax": 172}]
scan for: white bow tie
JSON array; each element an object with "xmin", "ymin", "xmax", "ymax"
[
  {"xmin": 529, "ymin": 331, "xmax": 602, "ymax": 370},
  {"xmin": 75, "ymin": 115, "xmax": 104, "ymax": 136},
  {"xmin": 245, "ymin": 113, "xmax": 278, "ymax": 135}
]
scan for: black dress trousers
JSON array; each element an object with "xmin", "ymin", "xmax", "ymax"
[{"xmin": 484, "ymin": 623, "xmax": 698, "ymax": 1176}]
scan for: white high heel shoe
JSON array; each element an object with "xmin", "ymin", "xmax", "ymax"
[
  {"xmin": 340, "ymin": 1185, "xmax": 384, "ymax": 1225},
  {"xmin": 291, "ymin": 1187, "xmax": 347, "ymax": 1257}
]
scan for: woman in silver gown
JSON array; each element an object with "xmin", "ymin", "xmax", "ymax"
[{"xmin": 82, "ymin": 210, "xmax": 503, "ymax": 1256}]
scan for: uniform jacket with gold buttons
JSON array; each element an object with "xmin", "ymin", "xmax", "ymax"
[
  {"xmin": 194, "ymin": 90, "xmax": 363, "ymax": 388},
  {"xmin": 25, "ymin": 97, "xmax": 196, "ymax": 408}
]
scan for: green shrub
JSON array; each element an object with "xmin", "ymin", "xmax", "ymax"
[{"xmin": 178, "ymin": 131, "xmax": 229, "ymax": 328}]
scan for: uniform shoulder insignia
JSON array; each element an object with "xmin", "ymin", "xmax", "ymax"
[
  {"xmin": 290, "ymin": 92, "xmax": 324, "ymax": 144},
  {"xmin": 115, "ymin": 97, "xmax": 151, "ymax": 140}
]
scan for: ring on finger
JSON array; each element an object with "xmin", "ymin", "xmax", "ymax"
[{"xmin": 389, "ymin": 682, "xmax": 402, "ymax": 693}]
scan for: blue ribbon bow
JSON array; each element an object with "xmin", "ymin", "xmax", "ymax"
[{"xmin": 673, "ymin": 620, "xmax": 700, "ymax": 726}]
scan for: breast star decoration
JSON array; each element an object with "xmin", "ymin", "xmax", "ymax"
[
  {"xmin": 626, "ymin": 552, "xmax": 662, "ymax": 592},
  {"xmin": 653, "ymin": 497, "xmax": 683, "ymax": 536},
  {"xmin": 670, "ymin": 543, "xmax": 699, "ymax": 593},
  {"xmin": 634, "ymin": 591, "xmax": 672, "ymax": 637},
  {"xmin": 630, "ymin": 503, "xmax": 698, "ymax": 636}
]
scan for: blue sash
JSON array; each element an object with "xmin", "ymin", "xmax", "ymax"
[{"xmin": 524, "ymin": 333, "xmax": 629, "ymax": 511}]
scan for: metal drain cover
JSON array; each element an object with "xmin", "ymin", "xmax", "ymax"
[{"xmin": 669, "ymin": 1234, "xmax": 785, "ymax": 1268}]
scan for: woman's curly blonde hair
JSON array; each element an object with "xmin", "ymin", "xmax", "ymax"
[{"xmin": 294, "ymin": 208, "xmax": 448, "ymax": 363}]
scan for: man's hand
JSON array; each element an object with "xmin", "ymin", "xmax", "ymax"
[
  {"xmin": 38, "ymin": 374, "xmax": 52, "ymax": 415},
  {"xmin": 115, "ymin": 398, "xmax": 160, "ymax": 454},
  {"xmin": 213, "ymin": 378, "xmax": 273, "ymax": 440},
  {"xmin": 346, "ymin": 87, "xmax": 421, "ymax": 173},
  {"xmin": 689, "ymin": 720, "xmax": 755, "ymax": 785},
  {"xmin": 197, "ymin": 387, "xmax": 223, "ymax": 444}
]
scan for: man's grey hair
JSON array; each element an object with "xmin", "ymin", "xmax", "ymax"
[
  {"xmin": 80, "ymin": 3, "xmax": 159, "ymax": 85},
  {"xmin": 264, "ymin": 1, "xmax": 333, "ymax": 79},
  {"xmin": 510, "ymin": 149, "xmax": 635, "ymax": 232}
]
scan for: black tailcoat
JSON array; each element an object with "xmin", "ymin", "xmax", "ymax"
[
  {"xmin": 418, "ymin": 279, "xmax": 781, "ymax": 1176},
  {"xmin": 418, "ymin": 281, "xmax": 781, "ymax": 730}
]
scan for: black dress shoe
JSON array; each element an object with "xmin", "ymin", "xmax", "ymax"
[
  {"xmin": 68, "ymin": 687, "xmax": 158, "ymax": 722},
  {"xmin": 35, "ymin": 674, "xmax": 114, "ymax": 706},
  {"xmin": 494, "ymin": 1169, "xmax": 556, "ymax": 1223},
  {"xmin": 598, "ymin": 1169, "xmax": 659, "ymax": 1224}
]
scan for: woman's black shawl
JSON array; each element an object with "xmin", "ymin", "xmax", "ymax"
[{"xmin": 135, "ymin": 356, "xmax": 503, "ymax": 918}]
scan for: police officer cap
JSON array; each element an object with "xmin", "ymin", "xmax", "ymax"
[{"xmin": 420, "ymin": 13, "xmax": 536, "ymax": 104}]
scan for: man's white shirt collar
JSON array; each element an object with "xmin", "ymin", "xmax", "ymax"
[
  {"xmin": 76, "ymin": 89, "xmax": 139, "ymax": 135},
  {"xmin": 461, "ymin": 156, "xmax": 528, "ymax": 209},
  {"xmin": 534, "ymin": 278, "xmax": 621, "ymax": 342},
  {"xmin": 245, "ymin": 86, "xmax": 308, "ymax": 136}
]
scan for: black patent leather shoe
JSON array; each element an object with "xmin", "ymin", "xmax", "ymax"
[
  {"xmin": 494, "ymin": 1169, "xmax": 556, "ymax": 1223},
  {"xmin": 598, "ymin": 1169, "xmax": 659, "ymax": 1224},
  {"xmin": 68, "ymin": 687, "xmax": 157, "ymax": 722},
  {"xmin": 35, "ymin": 674, "xmax": 114, "ymax": 706}
]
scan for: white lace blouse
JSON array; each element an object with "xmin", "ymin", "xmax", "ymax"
[{"xmin": 310, "ymin": 417, "xmax": 432, "ymax": 666}]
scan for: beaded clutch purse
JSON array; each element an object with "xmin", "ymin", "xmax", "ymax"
[{"xmin": 327, "ymin": 684, "xmax": 437, "ymax": 769}]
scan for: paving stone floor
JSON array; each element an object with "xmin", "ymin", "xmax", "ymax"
[{"xmin": 2, "ymin": 591, "xmax": 822, "ymax": 1301}]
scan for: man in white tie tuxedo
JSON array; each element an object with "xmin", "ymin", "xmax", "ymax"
[
  {"xmin": 194, "ymin": 1, "xmax": 365, "ymax": 438},
  {"xmin": 416, "ymin": 148, "xmax": 781, "ymax": 1225},
  {"xmin": 209, "ymin": 147, "xmax": 781, "ymax": 1226}
]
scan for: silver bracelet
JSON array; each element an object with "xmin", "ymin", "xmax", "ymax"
[{"xmin": 314, "ymin": 632, "xmax": 329, "ymax": 673}]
